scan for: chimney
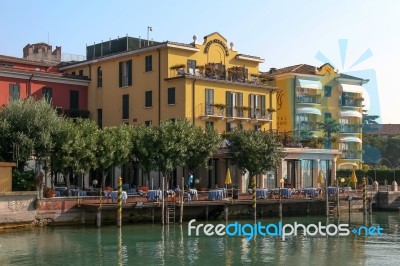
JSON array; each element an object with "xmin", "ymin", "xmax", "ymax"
[{"xmin": 269, "ymin": 67, "xmax": 277, "ymax": 74}]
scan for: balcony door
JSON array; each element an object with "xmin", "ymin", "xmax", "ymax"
[{"xmin": 70, "ymin": 90, "xmax": 79, "ymax": 110}]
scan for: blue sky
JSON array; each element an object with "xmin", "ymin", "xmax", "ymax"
[{"xmin": 1, "ymin": 0, "xmax": 399, "ymax": 123}]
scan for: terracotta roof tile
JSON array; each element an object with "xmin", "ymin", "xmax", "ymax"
[{"xmin": 364, "ymin": 124, "xmax": 400, "ymax": 135}]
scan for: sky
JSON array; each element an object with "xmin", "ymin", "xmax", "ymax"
[{"xmin": 1, "ymin": 0, "xmax": 399, "ymax": 124}]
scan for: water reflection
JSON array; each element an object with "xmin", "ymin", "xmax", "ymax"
[{"xmin": 0, "ymin": 212, "xmax": 399, "ymax": 265}]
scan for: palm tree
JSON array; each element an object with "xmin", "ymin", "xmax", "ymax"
[{"xmin": 318, "ymin": 118, "xmax": 340, "ymax": 149}]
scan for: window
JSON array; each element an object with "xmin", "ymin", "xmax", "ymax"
[
  {"xmin": 325, "ymin": 112, "xmax": 332, "ymax": 120},
  {"xmin": 42, "ymin": 87, "xmax": 52, "ymax": 102},
  {"xmin": 187, "ymin": 59, "xmax": 196, "ymax": 75},
  {"xmin": 79, "ymin": 70, "xmax": 83, "ymax": 76},
  {"xmin": 145, "ymin": 91, "xmax": 152, "ymax": 107},
  {"xmin": 168, "ymin": 87, "xmax": 175, "ymax": 105},
  {"xmin": 145, "ymin": 120, "xmax": 152, "ymax": 126},
  {"xmin": 226, "ymin": 91, "xmax": 243, "ymax": 117},
  {"xmin": 301, "ymin": 160, "xmax": 313, "ymax": 188},
  {"xmin": 97, "ymin": 67, "xmax": 102, "ymax": 87},
  {"xmin": 145, "ymin": 55, "xmax": 152, "ymax": 72},
  {"xmin": 205, "ymin": 88, "xmax": 214, "ymax": 115},
  {"xmin": 9, "ymin": 84, "xmax": 20, "ymax": 100},
  {"xmin": 97, "ymin": 109, "xmax": 103, "ymax": 128},
  {"xmin": 122, "ymin": 94, "xmax": 129, "ymax": 120},
  {"xmin": 249, "ymin": 94, "xmax": 266, "ymax": 118},
  {"xmin": 324, "ymin": 86, "xmax": 332, "ymax": 97},
  {"xmin": 70, "ymin": 90, "xmax": 79, "ymax": 109},
  {"xmin": 205, "ymin": 121, "xmax": 214, "ymax": 129},
  {"xmin": 119, "ymin": 60, "xmax": 132, "ymax": 87},
  {"xmin": 254, "ymin": 125, "xmax": 261, "ymax": 131},
  {"xmin": 71, "ymin": 71, "xmax": 76, "ymax": 75},
  {"xmin": 226, "ymin": 122, "xmax": 232, "ymax": 132}
]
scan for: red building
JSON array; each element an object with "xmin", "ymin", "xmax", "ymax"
[{"xmin": 0, "ymin": 43, "xmax": 89, "ymax": 116}]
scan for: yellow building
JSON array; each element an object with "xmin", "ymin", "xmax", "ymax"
[
  {"xmin": 60, "ymin": 32, "xmax": 278, "ymax": 190},
  {"xmin": 266, "ymin": 63, "xmax": 367, "ymax": 170},
  {"xmin": 60, "ymin": 32, "xmax": 277, "ymax": 133}
]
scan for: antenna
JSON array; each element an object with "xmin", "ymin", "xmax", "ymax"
[{"xmin": 147, "ymin": 26, "xmax": 152, "ymax": 46}]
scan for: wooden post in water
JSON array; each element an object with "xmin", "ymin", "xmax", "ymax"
[
  {"xmin": 252, "ymin": 175, "xmax": 256, "ymax": 222},
  {"xmin": 225, "ymin": 204, "xmax": 228, "ymax": 223},
  {"xmin": 161, "ymin": 177, "xmax": 165, "ymax": 225},
  {"xmin": 117, "ymin": 177, "xmax": 122, "ymax": 228},
  {"xmin": 180, "ymin": 177, "xmax": 184, "ymax": 224},
  {"xmin": 336, "ymin": 178, "xmax": 340, "ymax": 218},
  {"xmin": 97, "ymin": 188, "xmax": 103, "ymax": 227},
  {"xmin": 363, "ymin": 176, "xmax": 367, "ymax": 217}
]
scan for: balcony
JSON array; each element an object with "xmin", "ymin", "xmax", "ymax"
[
  {"xmin": 339, "ymin": 124, "xmax": 362, "ymax": 133},
  {"xmin": 296, "ymin": 94, "xmax": 321, "ymax": 105},
  {"xmin": 297, "ymin": 121, "xmax": 318, "ymax": 131},
  {"xmin": 340, "ymin": 150, "xmax": 362, "ymax": 160},
  {"xmin": 339, "ymin": 96, "xmax": 363, "ymax": 108},
  {"xmin": 198, "ymin": 104, "xmax": 272, "ymax": 123}
]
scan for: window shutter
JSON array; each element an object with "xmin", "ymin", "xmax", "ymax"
[
  {"xmin": 226, "ymin": 91, "xmax": 232, "ymax": 117},
  {"xmin": 261, "ymin": 95, "xmax": 266, "ymax": 116},
  {"xmin": 238, "ymin": 93, "xmax": 243, "ymax": 117},
  {"xmin": 249, "ymin": 94, "xmax": 255, "ymax": 118},
  {"xmin": 119, "ymin": 62, "xmax": 122, "ymax": 87},
  {"xmin": 205, "ymin": 89, "xmax": 214, "ymax": 115},
  {"xmin": 127, "ymin": 60, "xmax": 132, "ymax": 86}
]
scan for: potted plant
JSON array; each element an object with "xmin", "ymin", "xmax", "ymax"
[
  {"xmin": 267, "ymin": 108, "xmax": 276, "ymax": 113},
  {"xmin": 212, "ymin": 103, "xmax": 226, "ymax": 110},
  {"xmin": 170, "ymin": 63, "xmax": 186, "ymax": 70},
  {"xmin": 43, "ymin": 187, "xmax": 56, "ymax": 198}
]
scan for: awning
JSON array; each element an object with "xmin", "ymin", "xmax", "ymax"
[
  {"xmin": 340, "ymin": 84, "xmax": 364, "ymax": 94},
  {"xmin": 340, "ymin": 110, "xmax": 362, "ymax": 118},
  {"xmin": 340, "ymin": 137, "xmax": 362, "ymax": 143},
  {"xmin": 297, "ymin": 79, "xmax": 322, "ymax": 90},
  {"xmin": 297, "ymin": 107, "xmax": 321, "ymax": 115}
]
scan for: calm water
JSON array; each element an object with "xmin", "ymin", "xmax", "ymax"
[{"xmin": 0, "ymin": 212, "xmax": 399, "ymax": 266}]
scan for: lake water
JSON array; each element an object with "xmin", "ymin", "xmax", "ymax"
[{"xmin": 0, "ymin": 212, "xmax": 399, "ymax": 266}]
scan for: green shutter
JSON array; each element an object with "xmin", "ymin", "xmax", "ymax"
[
  {"xmin": 226, "ymin": 91, "xmax": 232, "ymax": 117},
  {"xmin": 119, "ymin": 62, "xmax": 122, "ymax": 87},
  {"xmin": 127, "ymin": 60, "xmax": 132, "ymax": 86}
]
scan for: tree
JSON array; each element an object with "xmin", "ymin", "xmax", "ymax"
[
  {"xmin": 228, "ymin": 130, "xmax": 283, "ymax": 182},
  {"xmin": 318, "ymin": 118, "xmax": 340, "ymax": 149},
  {"xmin": 184, "ymin": 125, "xmax": 221, "ymax": 175},
  {"xmin": 95, "ymin": 124, "xmax": 133, "ymax": 188},
  {"xmin": 51, "ymin": 118, "xmax": 99, "ymax": 195},
  {"xmin": 156, "ymin": 119, "xmax": 194, "ymax": 186},
  {"xmin": 130, "ymin": 124, "xmax": 159, "ymax": 187},
  {"xmin": 0, "ymin": 98, "xmax": 62, "ymax": 169}
]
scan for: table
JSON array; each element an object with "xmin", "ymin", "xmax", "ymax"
[
  {"xmin": 208, "ymin": 189, "xmax": 224, "ymax": 200},
  {"xmin": 304, "ymin": 188, "xmax": 318, "ymax": 198},
  {"xmin": 147, "ymin": 190, "xmax": 162, "ymax": 202},
  {"xmin": 256, "ymin": 189, "xmax": 268, "ymax": 199},
  {"xmin": 189, "ymin": 189, "xmax": 198, "ymax": 200},
  {"xmin": 110, "ymin": 191, "xmax": 128, "ymax": 203},
  {"xmin": 327, "ymin": 187, "xmax": 338, "ymax": 196},
  {"xmin": 54, "ymin": 187, "xmax": 67, "ymax": 197},
  {"xmin": 71, "ymin": 189, "xmax": 87, "ymax": 197},
  {"xmin": 280, "ymin": 188, "xmax": 292, "ymax": 198},
  {"xmin": 341, "ymin": 187, "xmax": 352, "ymax": 193}
]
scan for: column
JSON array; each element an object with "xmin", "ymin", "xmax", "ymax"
[
  {"xmin": 314, "ymin": 159, "xmax": 320, "ymax": 188},
  {"xmin": 331, "ymin": 158, "xmax": 337, "ymax": 187}
]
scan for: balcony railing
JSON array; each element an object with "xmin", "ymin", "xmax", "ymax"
[
  {"xmin": 297, "ymin": 121, "xmax": 318, "ymax": 131},
  {"xmin": 199, "ymin": 104, "xmax": 272, "ymax": 122},
  {"xmin": 339, "ymin": 97, "xmax": 362, "ymax": 107},
  {"xmin": 340, "ymin": 150, "xmax": 362, "ymax": 160},
  {"xmin": 296, "ymin": 94, "xmax": 321, "ymax": 104},
  {"xmin": 340, "ymin": 124, "xmax": 362, "ymax": 133}
]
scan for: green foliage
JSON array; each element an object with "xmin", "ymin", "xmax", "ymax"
[
  {"xmin": 156, "ymin": 119, "xmax": 195, "ymax": 177},
  {"xmin": 336, "ymin": 169, "xmax": 400, "ymax": 184},
  {"xmin": 12, "ymin": 169, "xmax": 35, "ymax": 191},
  {"xmin": 0, "ymin": 98, "xmax": 63, "ymax": 168},
  {"xmin": 228, "ymin": 130, "xmax": 283, "ymax": 177},
  {"xmin": 317, "ymin": 118, "xmax": 340, "ymax": 149},
  {"xmin": 184, "ymin": 125, "xmax": 221, "ymax": 173}
]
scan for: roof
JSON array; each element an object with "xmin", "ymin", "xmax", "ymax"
[
  {"xmin": 339, "ymin": 73, "xmax": 365, "ymax": 81},
  {"xmin": 0, "ymin": 54, "xmax": 55, "ymax": 67},
  {"xmin": 364, "ymin": 124, "xmax": 400, "ymax": 136},
  {"xmin": 266, "ymin": 64, "xmax": 318, "ymax": 75}
]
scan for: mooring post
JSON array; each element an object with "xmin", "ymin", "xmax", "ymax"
[
  {"xmin": 225, "ymin": 204, "xmax": 228, "ymax": 223},
  {"xmin": 161, "ymin": 177, "xmax": 165, "ymax": 225},
  {"xmin": 363, "ymin": 177, "xmax": 367, "ymax": 217},
  {"xmin": 180, "ymin": 177, "xmax": 184, "ymax": 224},
  {"xmin": 97, "ymin": 188, "xmax": 103, "ymax": 228},
  {"xmin": 205, "ymin": 205, "xmax": 209, "ymax": 221},
  {"xmin": 336, "ymin": 178, "xmax": 340, "ymax": 218},
  {"xmin": 252, "ymin": 175, "xmax": 256, "ymax": 222},
  {"xmin": 117, "ymin": 177, "xmax": 122, "ymax": 228}
]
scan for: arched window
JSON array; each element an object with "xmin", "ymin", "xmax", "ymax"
[{"xmin": 97, "ymin": 66, "xmax": 102, "ymax": 87}]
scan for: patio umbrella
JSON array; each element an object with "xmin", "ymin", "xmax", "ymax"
[
  {"xmin": 350, "ymin": 168, "xmax": 358, "ymax": 189},
  {"xmin": 317, "ymin": 170, "xmax": 325, "ymax": 187},
  {"xmin": 225, "ymin": 168, "xmax": 232, "ymax": 186}
]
